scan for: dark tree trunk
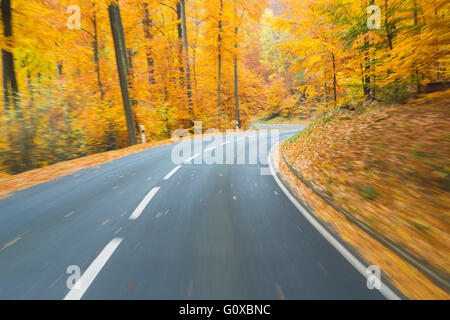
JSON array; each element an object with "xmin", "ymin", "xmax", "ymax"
[
  {"xmin": 127, "ymin": 48, "xmax": 139, "ymax": 107},
  {"xmin": 385, "ymin": 0, "xmax": 393, "ymax": 51},
  {"xmin": 192, "ymin": 44, "xmax": 198, "ymax": 95},
  {"xmin": 142, "ymin": 3, "xmax": 155, "ymax": 85},
  {"xmin": 176, "ymin": 2, "xmax": 185, "ymax": 88},
  {"xmin": 127, "ymin": 48, "xmax": 134, "ymax": 89},
  {"xmin": 57, "ymin": 62, "xmax": 63, "ymax": 78},
  {"xmin": 413, "ymin": 0, "xmax": 421, "ymax": 93},
  {"xmin": 108, "ymin": 3, "xmax": 137, "ymax": 146},
  {"xmin": 234, "ymin": 26, "xmax": 241, "ymax": 129},
  {"xmin": 192, "ymin": 15, "xmax": 200, "ymax": 99},
  {"xmin": 332, "ymin": 51, "xmax": 337, "ymax": 104},
  {"xmin": 1, "ymin": 0, "xmax": 19, "ymax": 111},
  {"xmin": 92, "ymin": 8, "xmax": 104, "ymax": 102},
  {"xmin": 22, "ymin": 70, "xmax": 35, "ymax": 170},
  {"xmin": 364, "ymin": 0, "xmax": 375, "ymax": 98},
  {"xmin": 217, "ymin": 0, "xmax": 223, "ymax": 128},
  {"xmin": 180, "ymin": 0, "xmax": 193, "ymax": 128}
]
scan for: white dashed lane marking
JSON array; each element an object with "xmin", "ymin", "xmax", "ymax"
[
  {"xmin": 64, "ymin": 238, "xmax": 123, "ymax": 300},
  {"xmin": 184, "ymin": 154, "xmax": 200, "ymax": 163},
  {"xmin": 204, "ymin": 146, "xmax": 217, "ymax": 152},
  {"xmin": 64, "ymin": 211, "xmax": 75, "ymax": 218},
  {"xmin": 164, "ymin": 166, "xmax": 181, "ymax": 180},
  {"xmin": 129, "ymin": 187, "xmax": 160, "ymax": 220}
]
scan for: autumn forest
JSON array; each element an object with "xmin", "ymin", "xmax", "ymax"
[{"xmin": 0, "ymin": 0, "xmax": 448, "ymax": 174}]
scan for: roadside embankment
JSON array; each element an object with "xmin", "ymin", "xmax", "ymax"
[{"xmin": 278, "ymin": 94, "xmax": 450, "ymax": 299}]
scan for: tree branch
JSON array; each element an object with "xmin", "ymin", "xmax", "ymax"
[{"xmin": 160, "ymin": 2, "xmax": 177, "ymax": 14}]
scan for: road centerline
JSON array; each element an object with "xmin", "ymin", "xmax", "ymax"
[
  {"xmin": 184, "ymin": 153, "xmax": 200, "ymax": 163},
  {"xmin": 164, "ymin": 166, "xmax": 181, "ymax": 180},
  {"xmin": 129, "ymin": 187, "xmax": 160, "ymax": 220},
  {"xmin": 64, "ymin": 237, "xmax": 123, "ymax": 300},
  {"xmin": 204, "ymin": 146, "xmax": 217, "ymax": 152}
]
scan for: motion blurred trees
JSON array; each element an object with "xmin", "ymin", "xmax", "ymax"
[
  {"xmin": 272, "ymin": 0, "xmax": 449, "ymax": 110},
  {"xmin": 0, "ymin": 0, "xmax": 269, "ymax": 174},
  {"xmin": 1, "ymin": 0, "xmax": 447, "ymax": 174}
]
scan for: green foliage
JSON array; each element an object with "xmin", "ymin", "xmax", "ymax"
[
  {"xmin": 378, "ymin": 81, "xmax": 412, "ymax": 104},
  {"xmin": 359, "ymin": 184, "xmax": 380, "ymax": 201}
]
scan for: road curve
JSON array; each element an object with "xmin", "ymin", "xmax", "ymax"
[{"xmin": 0, "ymin": 126, "xmax": 387, "ymax": 299}]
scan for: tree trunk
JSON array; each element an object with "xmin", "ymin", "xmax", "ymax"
[
  {"xmin": 384, "ymin": 0, "xmax": 393, "ymax": 51},
  {"xmin": 142, "ymin": 3, "xmax": 155, "ymax": 85},
  {"xmin": 331, "ymin": 51, "xmax": 337, "ymax": 104},
  {"xmin": 176, "ymin": 2, "xmax": 185, "ymax": 88},
  {"xmin": 413, "ymin": 0, "xmax": 421, "ymax": 93},
  {"xmin": 192, "ymin": 9, "xmax": 200, "ymax": 99},
  {"xmin": 92, "ymin": 8, "xmax": 104, "ymax": 102},
  {"xmin": 217, "ymin": 0, "xmax": 223, "ymax": 128},
  {"xmin": 108, "ymin": 3, "xmax": 137, "ymax": 146},
  {"xmin": 1, "ymin": 0, "xmax": 19, "ymax": 111},
  {"xmin": 127, "ymin": 48, "xmax": 134, "ymax": 89},
  {"xmin": 364, "ymin": 0, "xmax": 375, "ymax": 99},
  {"xmin": 57, "ymin": 62, "xmax": 63, "ymax": 78},
  {"xmin": 192, "ymin": 38, "xmax": 198, "ymax": 97},
  {"xmin": 413, "ymin": 0, "xmax": 418, "ymax": 25},
  {"xmin": 127, "ymin": 48, "xmax": 139, "ymax": 107},
  {"xmin": 234, "ymin": 26, "xmax": 241, "ymax": 129},
  {"xmin": 180, "ymin": 0, "xmax": 193, "ymax": 127},
  {"xmin": 22, "ymin": 69, "xmax": 35, "ymax": 170}
]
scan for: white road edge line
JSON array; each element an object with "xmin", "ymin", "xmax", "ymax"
[
  {"xmin": 184, "ymin": 153, "xmax": 200, "ymax": 163},
  {"xmin": 129, "ymin": 187, "xmax": 160, "ymax": 220},
  {"xmin": 64, "ymin": 238, "xmax": 123, "ymax": 300},
  {"xmin": 164, "ymin": 166, "xmax": 181, "ymax": 180},
  {"xmin": 268, "ymin": 141, "xmax": 401, "ymax": 300}
]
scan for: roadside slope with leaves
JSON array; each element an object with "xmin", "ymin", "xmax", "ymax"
[{"xmin": 281, "ymin": 93, "xmax": 450, "ymax": 298}]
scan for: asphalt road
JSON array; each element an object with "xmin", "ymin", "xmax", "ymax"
[{"xmin": 0, "ymin": 126, "xmax": 390, "ymax": 299}]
